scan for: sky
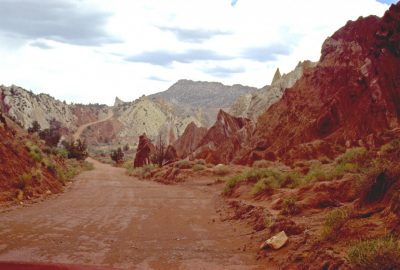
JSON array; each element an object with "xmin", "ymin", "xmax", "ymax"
[{"xmin": 0, "ymin": 0, "xmax": 396, "ymax": 105}]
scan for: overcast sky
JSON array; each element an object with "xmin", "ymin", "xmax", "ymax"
[{"xmin": 0, "ymin": 0, "xmax": 396, "ymax": 105}]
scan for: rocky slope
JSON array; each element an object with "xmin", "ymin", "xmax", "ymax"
[
  {"xmin": 0, "ymin": 114, "xmax": 63, "ymax": 202},
  {"xmin": 242, "ymin": 3, "xmax": 400, "ymax": 164},
  {"xmin": 229, "ymin": 61, "xmax": 316, "ymax": 120}
]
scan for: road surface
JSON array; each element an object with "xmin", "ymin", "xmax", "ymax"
[{"xmin": 0, "ymin": 159, "xmax": 263, "ymax": 269}]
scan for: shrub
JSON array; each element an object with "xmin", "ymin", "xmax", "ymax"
[
  {"xmin": 110, "ymin": 147, "xmax": 124, "ymax": 164},
  {"xmin": 25, "ymin": 141, "xmax": 43, "ymax": 163},
  {"xmin": 252, "ymin": 160, "xmax": 273, "ymax": 168},
  {"xmin": 251, "ymin": 178, "xmax": 273, "ymax": 195},
  {"xmin": 28, "ymin": 120, "xmax": 41, "ymax": 134},
  {"xmin": 175, "ymin": 160, "xmax": 192, "ymax": 169},
  {"xmin": 320, "ymin": 208, "xmax": 349, "ymax": 241},
  {"xmin": 335, "ymin": 147, "xmax": 368, "ymax": 165},
  {"xmin": 213, "ymin": 164, "xmax": 230, "ymax": 176},
  {"xmin": 38, "ymin": 119, "xmax": 62, "ymax": 147},
  {"xmin": 128, "ymin": 164, "xmax": 157, "ymax": 179},
  {"xmin": 281, "ymin": 196, "xmax": 300, "ymax": 216},
  {"xmin": 63, "ymin": 139, "xmax": 88, "ymax": 160},
  {"xmin": 347, "ymin": 236, "xmax": 400, "ymax": 270},
  {"xmin": 192, "ymin": 164, "xmax": 205, "ymax": 172}
]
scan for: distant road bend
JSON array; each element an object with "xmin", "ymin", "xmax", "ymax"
[{"xmin": 72, "ymin": 109, "xmax": 114, "ymax": 141}]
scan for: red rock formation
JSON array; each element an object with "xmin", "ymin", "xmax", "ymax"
[
  {"xmin": 164, "ymin": 145, "xmax": 178, "ymax": 165},
  {"xmin": 134, "ymin": 133, "xmax": 155, "ymax": 168},
  {"xmin": 173, "ymin": 122, "xmax": 207, "ymax": 158},
  {"xmin": 194, "ymin": 110, "xmax": 254, "ymax": 164},
  {"xmin": 243, "ymin": 3, "xmax": 400, "ymax": 164}
]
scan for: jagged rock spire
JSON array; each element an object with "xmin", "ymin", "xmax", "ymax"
[{"xmin": 271, "ymin": 68, "xmax": 282, "ymax": 85}]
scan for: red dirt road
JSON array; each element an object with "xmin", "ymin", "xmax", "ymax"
[{"xmin": 0, "ymin": 159, "xmax": 264, "ymax": 269}]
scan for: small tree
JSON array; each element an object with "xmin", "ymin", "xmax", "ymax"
[
  {"xmin": 39, "ymin": 118, "xmax": 62, "ymax": 146},
  {"xmin": 150, "ymin": 133, "xmax": 166, "ymax": 167},
  {"xmin": 63, "ymin": 139, "xmax": 88, "ymax": 160},
  {"xmin": 123, "ymin": 144, "xmax": 130, "ymax": 152},
  {"xmin": 28, "ymin": 120, "xmax": 41, "ymax": 133},
  {"xmin": 111, "ymin": 147, "xmax": 124, "ymax": 164}
]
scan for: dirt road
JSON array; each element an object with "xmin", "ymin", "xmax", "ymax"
[
  {"xmin": 0, "ymin": 159, "xmax": 263, "ymax": 269},
  {"xmin": 73, "ymin": 110, "xmax": 114, "ymax": 141}
]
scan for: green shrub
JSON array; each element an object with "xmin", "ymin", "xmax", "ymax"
[
  {"xmin": 213, "ymin": 164, "xmax": 230, "ymax": 176},
  {"xmin": 347, "ymin": 236, "xmax": 400, "ymax": 270},
  {"xmin": 192, "ymin": 164, "xmax": 205, "ymax": 172},
  {"xmin": 129, "ymin": 164, "xmax": 157, "ymax": 179},
  {"xmin": 25, "ymin": 141, "xmax": 44, "ymax": 163},
  {"xmin": 175, "ymin": 160, "xmax": 192, "ymax": 169},
  {"xmin": 320, "ymin": 208, "xmax": 349, "ymax": 240},
  {"xmin": 335, "ymin": 147, "xmax": 368, "ymax": 165},
  {"xmin": 251, "ymin": 178, "xmax": 273, "ymax": 195},
  {"xmin": 281, "ymin": 196, "xmax": 300, "ymax": 215},
  {"xmin": 224, "ymin": 175, "xmax": 243, "ymax": 194}
]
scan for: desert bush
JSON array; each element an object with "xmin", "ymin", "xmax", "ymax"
[
  {"xmin": 110, "ymin": 147, "xmax": 124, "ymax": 164},
  {"xmin": 251, "ymin": 178, "xmax": 274, "ymax": 195},
  {"xmin": 28, "ymin": 120, "xmax": 41, "ymax": 134},
  {"xmin": 25, "ymin": 141, "xmax": 43, "ymax": 163},
  {"xmin": 56, "ymin": 159, "xmax": 92, "ymax": 183},
  {"xmin": 252, "ymin": 160, "xmax": 274, "ymax": 168},
  {"xmin": 63, "ymin": 139, "xmax": 88, "ymax": 160},
  {"xmin": 335, "ymin": 147, "xmax": 368, "ymax": 165},
  {"xmin": 320, "ymin": 208, "xmax": 349, "ymax": 241},
  {"xmin": 175, "ymin": 160, "xmax": 192, "ymax": 169},
  {"xmin": 213, "ymin": 164, "xmax": 230, "ymax": 176},
  {"xmin": 39, "ymin": 119, "xmax": 62, "ymax": 147},
  {"xmin": 128, "ymin": 164, "xmax": 157, "ymax": 179},
  {"xmin": 347, "ymin": 235, "xmax": 400, "ymax": 270},
  {"xmin": 192, "ymin": 164, "xmax": 205, "ymax": 172},
  {"xmin": 280, "ymin": 196, "xmax": 300, "ymax": 216}
]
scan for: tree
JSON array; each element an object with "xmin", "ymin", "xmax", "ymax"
[
  {"xmin": 150, "ymin": 133, "xmax": 166, "ymax": 167},
  {"xmin": 39, "ymin": 118, "xmax": 62, "ymax": 146},
  {"xmin": 28, "ymin": 120, "xmax": 41, "ymax": 133},
  {"xmin": 110, "ymin": 147, "xmax": 124, "ymax": 164},
  {"xmin": 123, "ymin": 144, "xmax": 130, "ymax": 152},
  {"xmin": 63, "ymin": 139, "xmax": 88, "ymax": 160}
]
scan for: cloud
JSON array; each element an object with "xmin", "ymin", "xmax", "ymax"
[
  {"xmin": 125, "ymin": 49, "xmax": 232, "ymax": 66},
  {"xmin": 147, "ymin": 75, "xmax": 170, "ymax": 82},
  {"xmin": 231, "ymin": 0, "xmax": 239, "ymax": 7},
  {"xmin": 241, "ymin": 44, "xmax": 293, "ymax": 62},
  {"xmin": 29, "ymin": 41, "xmax": 53, "ymax": 50},
  {"xmin": 0, "ymin": 0, "xmax": 119, "ymax": 46},
  {"xmin": 158, "ymin": 27, "xmax": 231, "ymax": 42},
  {"xmin": 203, "ymin": 66, "xmax": 245, "ymax": 77}
]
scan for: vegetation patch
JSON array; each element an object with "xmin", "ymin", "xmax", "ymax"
[
  {"xmin": 347, "ymin": 235, "xmax": 400, "ymax": 270},
  {"xmin": 320, "ymin": 208, "xmax": 349, "ymax": 241}
]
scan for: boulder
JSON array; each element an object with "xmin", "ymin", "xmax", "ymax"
[{"xmin": 260, "ymin": 231, "xmax": 288, "ymax": 250}]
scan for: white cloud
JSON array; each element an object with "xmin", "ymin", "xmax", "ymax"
[{"xmin": 0, "ymin": 0, "xmax": 391, "ymax": 105}]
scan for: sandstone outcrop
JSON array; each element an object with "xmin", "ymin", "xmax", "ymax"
[
  {"xmin": 173, "ymin": 122, "xmax": 208, "ymax": 158},
  {"xmin": 134, "ymin": 134, "xmax": 155, "ymax": 168},
  {"xmin": 243, "ymin": 3, "xmax": 400, "ymax": 164},
  {"xmin": 229, "ymin": 61, "xmax": 316, "ymax": 121},
  {"xmin": 193, "ymin": 110, "xmax": 254, "ymax": 164}
]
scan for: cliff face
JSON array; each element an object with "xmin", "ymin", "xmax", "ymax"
[
  {"xmin": 229, "ymin": 61, "xmax": 316, "ymax": 121},
  {"xmin": 244, "ymin": 3, "xmax": 400, "ymax": 163},
  {"xmin": 193, "ymin": 110, "xmax": 254, "ymax": 164}
]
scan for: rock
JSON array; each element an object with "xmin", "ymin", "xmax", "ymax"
[
  {"xmin": 45, "ymin": 190, "xmax": 52, "ymax": 195},
  {"xmin": 173, "ymin": 122, "xmax": 208, "ymax": 158},
  {"xmin": 164, "ymin": 145, "xmax": 178, "ymax": 165},
  {"xmin": 133, "ymin": 133, "xmax": 155, "ymax": 168},
  {"xmin": 271, "ymin": 68, "xmax": 282, "ymax": 85},
  {"xmin": 244, "ymin": 3, "xmax": 400, "ymax": 164},
  {"xmin": 229, "ymin": 61, "xmax": 316, "ymax": 120},
  {"xmin": 260, "ymin": 231, "xmax": 288, "ymax": 250},
  {"xmin": 192, "ymin": 110, "xmax": 254, "ymax": 164}
]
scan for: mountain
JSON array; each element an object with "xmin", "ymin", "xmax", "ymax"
[
  {"xmin": 229, "ymin": 61, "xmax": 316, "ymax": 120},
  {"xmin": 241, "ymin": 3, "xmax": 400, "ymax": 164},
  {"xmin": 150, "ymin": 79, "xmax": 258, "ymax": 126},
  {"xmin": 0, "ymin": 85, "xmax": 109, "ymax": 133}
]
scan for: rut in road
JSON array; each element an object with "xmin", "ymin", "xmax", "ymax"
[{"xmin": 0, "ymin": 158, "xmax": 266, "ymax": 270}]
